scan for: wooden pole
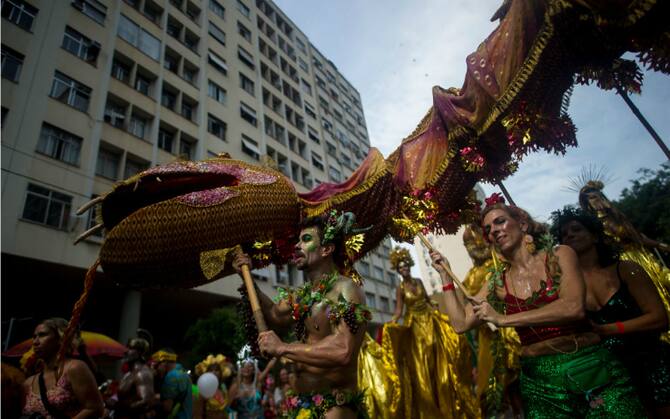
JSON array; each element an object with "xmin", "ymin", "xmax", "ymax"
[
  {"xmin": 496, "ymin": 181, "xmax": 517, "ymax": 206},
  {"xmin": 240, "ymin": 264, "xmax": 268, "ymax": 332},
  {"xmin": 417, "ymin": 234, "xmax": 498, "ymax": 331},
  {"xmin": 617, "ymin": 86, "xmax": 670, "ymax": 160}
]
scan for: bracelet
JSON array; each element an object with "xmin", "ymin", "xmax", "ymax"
[
  {"xmin": 442, "ymin": 282, "xmax": 455, "ymax": 292},
  {"xmin": 615, "ymin": 321, "xmax": 625, "ymax": 334}
]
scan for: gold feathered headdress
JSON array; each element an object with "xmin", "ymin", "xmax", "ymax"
[{"xmin": 389, "ymin": 247, "xmax": 414, "ymax": 271}]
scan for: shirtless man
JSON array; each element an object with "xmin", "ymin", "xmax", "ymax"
[
  {"xmin": 114, "ymin": 337, "xmax": 156, "ymax": 418},
  {"xmin": 233, "ymin": 212, "xmax": 370, "ymax": 418}
]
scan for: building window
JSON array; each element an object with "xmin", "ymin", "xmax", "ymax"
[
  {"xmin": 49, "ymin": 71, "xmax": 92, "ymax": 112},
  {"xmin": 22, "ymin": 184, "xmax": 72, "ymax": 230},
  {"xmin": 237, "ymin": 46, "xmax": 254, "ymax": 69},
  {"xmin": 208, "ymin": 50, "xmax": 228, "ymax": 75},
  {"xmin": 207, "ymin": 114, "xmax": 226, "ymax": 141},
  {"xmin": 104, "ymin": 101, "xmax": 126, "ymax": 128},
  {"xmin": 240, "ymin": 102, "xmax": 257, "ymax": 126},
  {"xmin": 111, "ymin": 59, "xmax": 131, "ymax": 83},
  {"xmin": 328, "ymin": 166, "xmax": 341, "ymax": 182},
  {"xmin": 164, "ymin": 51, "xmax": 179, "ymax": 73},
  {"xmin": 1, "ymin": 45, "xmax": 24, "ymax": 82},
  {"xmin": 380, "ymin": 297, "xmax": 390, "ymax": 313},
  {"xmin": 166, "ymin": 18, "xmax": 182, "ymax": 39},
  {"xmin": 124, "ymin": 157, "xmax": 149, "ymax": 178},
  {"xmin": 304, "ymin": 103, "xmax": 317, "ymax": 119},
  {"xmin": 239, "ymin": 72, "xmax": 254, "ymax": 96},
  {"xmin": 1, "ymin": 0, "xmax": 38, "ymax": 31},
  {"xmin": 301, "ymin": 79, "xmax": 312, "ymax": 96},
  {"xmin": 207, "ymin": 80, "xmax": 226, "ymax": 104},
  {"xmin": 181, "ymin": 100, "xmax": 194, "ymax": 121},
  {"xmin": 182, "ymin": 65, "xmax": 197, "ymax": 84},
  {"xmin": 179, "ymin": 137, "xmax": 195, "ymax": 159},
  {"xmin": 129, "ymin": 114, "xmax": 148, "ymax": 138},
  {"xmin": 72, "ymin": 0, "xmax": 107, "ymax": 25},
  {"xmin": 208, "ymin": 21, "xmax": 226, "ymax": 46},
  {"xmin": 134, "ymin": 74, "xmax": 151, "ymax": 95},
  {"xmin": 374, "ymin": 266, "xmax": 384, "ymax": 281},
  {"xmin": 36, "ymin": 123, "xmax": 82, "ymax": 165},
  {"xmin": 298, "ymin": 57, "xmax": 309, "ymax": 73},
  {"xmin": 365, "ymin": 292, "xmax": 376, "ymax": 309},
  {"xmin": 62, "ymin": 27, "xmax": 99, "ymax": 63},
  {"xmin": 161, "ymin": 88, "xmax": 176, "ymax": 110},
  {"xmin": 143, "ymin": 1, "xmax": 162, "ymax": 24},
  {"xmin": 117, "ymin": 15, "xmax": 161, "ymax": 60},
  {"xmin": 158, "ymin": 128, "xmax": 174, "ymax": 152},
  {"xmin": 209, "ymin": 0, "xmax": 225, "ymax": 19},
  {"xmin": 311, "ymin": 152, "xmax": 324, "ymax": 171},
  {"xmin": 358, "ymin": 261, "xmax": 370, "ymax": 276},
  {"xmin": 241, "ymin": 135, "xmax": 260, "ymax": 160},
  {"xmin": 236, "ymin": 0, "xmax": 250, "ymax": 18},
  {"xmin": 96, "ymin": 147, "xmax": 120, "ymax": 180},
  {"xmin": 183, "ymin": 31, "xmax": 199, "ymax": 50},
  {"xmin": 237, "ymin": 21, "xmax": 251, "ymax": 42}
]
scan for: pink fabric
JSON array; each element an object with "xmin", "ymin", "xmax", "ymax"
[{"xmin": 23, "ymin": 372, "xmax": 82, "ymax": 418}]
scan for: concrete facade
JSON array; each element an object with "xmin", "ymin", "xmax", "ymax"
[{"xmin": 1, "ymin": 0, "xmax": 396, "ymax": 348}]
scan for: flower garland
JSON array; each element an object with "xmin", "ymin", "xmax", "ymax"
[
  {"xmin": 281, "ymin": 389, "xmax": 368, "ymax": 419},
  {"xmin": 273, "ymin": 271, "xmax": 372, "ymax": 340}
]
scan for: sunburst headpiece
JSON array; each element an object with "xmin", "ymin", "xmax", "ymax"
[{"xmin": 389, "ymin": 247, "xmax": 414, "ymax": 271}]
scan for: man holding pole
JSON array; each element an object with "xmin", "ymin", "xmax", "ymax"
[{"xmin": 233, "ymin": 211, "xmax": 371, "ymax": 418}]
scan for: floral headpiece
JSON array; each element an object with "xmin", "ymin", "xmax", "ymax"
[
  {"xmin": 321, "ymin": 209, "xmax": 371, "ymax": 261},
  {"xmin": 195, "ymin": 353, "xmax": 232, "ymax": 378},
  {"xmin": 484, "ymin": 192, "xmax": 505, "ymax": 207},
  {"xmin": 389, "ymin": 247, "xmax": 414, "ymax": 271},
  {"xmin": 150, "ymin": 350, "xmax": 177, "ymax": 363}
]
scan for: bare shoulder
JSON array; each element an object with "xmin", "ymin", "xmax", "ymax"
[
  {"xmin": 335, "ymin": 275, "xmax": 365, "ymax": 304},
  {"xmin": 64, "ymin": 359, "xmax": 94, "ymax": 379},
  {"xmin": 553, "ymin": 244, "xmax": 577, "ymax": 259},
  {"xmin": 617, "ymin": 260, "xmax": 648, "ymax": 282}
]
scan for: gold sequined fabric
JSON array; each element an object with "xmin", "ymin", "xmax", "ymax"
[{"xmin": 360, "ymin": 281, "xmax": 478, "ymax": 418}]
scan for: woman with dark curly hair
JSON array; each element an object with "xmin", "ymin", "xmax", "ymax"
[
  {"xmin": 552, "ymin": 207, "xmax": 670, "ymax": 417},
  {"xmin": 433, "ymin": 196, "xmax": 644, "ymax": 417}
]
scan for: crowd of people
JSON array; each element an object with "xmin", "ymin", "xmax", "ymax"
[{"xmin": 3, "ymin": 185, "xmax": 669, "ymax": 418}]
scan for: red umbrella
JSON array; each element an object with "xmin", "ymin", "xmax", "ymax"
[{"xmin": 3, "ymin": 331, "xmax": 126, "ymax": 358}]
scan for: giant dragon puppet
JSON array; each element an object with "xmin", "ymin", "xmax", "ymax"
[{"xmin": 64, "ymin": 0, "xmax": 668, "ymax": 364}]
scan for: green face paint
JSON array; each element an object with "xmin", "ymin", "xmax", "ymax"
[{"xmin": 301, "ymin": 229, "xmax": 320, "ymax": 253}]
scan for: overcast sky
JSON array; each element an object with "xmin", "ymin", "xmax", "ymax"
[{"xmin": 275, "ymin": 0, "xmax": 669, "ymax": 225}]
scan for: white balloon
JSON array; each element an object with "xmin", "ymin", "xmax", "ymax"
[{"xmin": 197, "ymin": 372, "xmax": 219, "ymax": 399}]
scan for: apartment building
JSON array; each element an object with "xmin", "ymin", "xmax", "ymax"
[{"xmin": 1, "ymin": 0, "xmax": 396, "ymax": 348}]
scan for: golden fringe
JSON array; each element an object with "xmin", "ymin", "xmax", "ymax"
[{"xmin": 302, "ymin": 163, "xmax": 391, "ymax": 217}]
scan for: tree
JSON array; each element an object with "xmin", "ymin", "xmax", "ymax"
[
  {"xmin": 615, "ymin": 162, "xmax": 670, "ymax": 246},
  {"xmin": 183, "ymin": 306, "xmax": 247, "ymax": 368}
]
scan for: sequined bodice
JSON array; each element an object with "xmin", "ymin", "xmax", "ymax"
[{"xmin": 402, "ymin": 279, "xmax": 429, "ymax": 312}]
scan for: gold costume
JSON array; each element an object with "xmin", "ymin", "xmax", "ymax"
[
  {"xmin": 463, "ymin": 259, "xmax": 521, "ymax": 416},
  {"xmin": 580, "ymin": 181, "xmax": 670, "ymax": 343},
  {"xmin": 360, "ymin": 279, "xmax": 478, "ymax": 418}
]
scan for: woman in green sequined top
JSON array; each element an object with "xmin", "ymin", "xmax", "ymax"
[{"xmin": 552, "ymin": 207, "xmax": 670, "ymax": 417}]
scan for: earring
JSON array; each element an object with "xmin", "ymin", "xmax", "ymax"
[{"xmin": 524, "ymin": 234, "xmax": 536, "ymax": 254}]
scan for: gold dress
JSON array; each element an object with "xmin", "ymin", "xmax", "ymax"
[
  {"xmin": 463, "ymin": 260, "xmax": 521, "ymax": 415},
  {"xmin": 362, "ymin": 279, "xmax": 478, "ymax": 418}
]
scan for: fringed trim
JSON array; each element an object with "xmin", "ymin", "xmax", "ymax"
[
  {"xmin": 302, "ymin": 164, "xmax": 392, "ymax": 217},
  {"xmin": 58, "ymin": 259, "xmax": 99, "ymax": 378},
  {"xmin": 478, "ymin": 9, "xmax": 559, "ymax": 140},
  {"xmin": 575, "ymin": 59, "xmax": 643, "ymax": 94},
  {"xmin": 589, "ymin": 0, "xmax": 657, "ymax": 28}
]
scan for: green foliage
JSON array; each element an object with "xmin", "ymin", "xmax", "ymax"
[
  {"xmin": 183, "ymin": 306, "xmax": 246, "ymax": 368},
  {"xmin": 615, "ymin": 163, "xmax": 670, "ymax": 245}
]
